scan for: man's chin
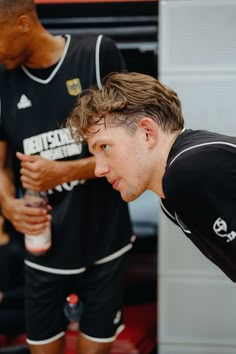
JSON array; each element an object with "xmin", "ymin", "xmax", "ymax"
[{"xmin": 121, "ymin": 190, "xmax": 139, "ymax": 203}]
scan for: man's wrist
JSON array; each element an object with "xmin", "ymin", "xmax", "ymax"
[{"xmin": 1, "ymin": 195, "xmax": 16, "ymax": 219}]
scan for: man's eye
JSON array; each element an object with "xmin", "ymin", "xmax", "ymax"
[{"xmin": 102, "ymin": 144, "xmax": 109, "ymax": 152}]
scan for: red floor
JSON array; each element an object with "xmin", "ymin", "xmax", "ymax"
[{"xmin": 0, "ymin": 302, "xmax": 157, "ymax": 354}]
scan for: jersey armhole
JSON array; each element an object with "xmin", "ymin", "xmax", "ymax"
[{"xmin": 95, "ymin": 34, "xmax": 103, "ymax": 89}]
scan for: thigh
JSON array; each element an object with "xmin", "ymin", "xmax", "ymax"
[
  {"xmin": 25, "ymin": 265, "xmax": 70, "ymax": 343},
  {"xmin": 29, "ymin": 336, "xmax": 65, "ymax": 354},
  {"xmin": 78, "ymin": 334, "xmax": 113, "ymax": 354},
  {"xmin": 78, "ymin": 255, "xmax": 126, "ymax": 341}
]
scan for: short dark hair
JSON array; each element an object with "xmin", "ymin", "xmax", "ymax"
[{"xmin": 0, "ymin": 0, "xmax": 36, "ymax": 19}]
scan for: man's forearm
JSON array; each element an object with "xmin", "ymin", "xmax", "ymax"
[
  {"xmin": 58, "ymin": 156, "xmax": 96, "ymax": 184},
  {"xmin": 0, "ymin": 168, "xmax": 16, "ymax": 205},
  {"xmin": 16, "ymin": 153, "xmax": 97, "ymax": 191}
]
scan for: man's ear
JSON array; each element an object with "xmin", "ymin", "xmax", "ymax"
[
  {"xmin": 139, "ymin": 117, "xmax": 158, "ymax": 148},
  {"xmin": 17, "ymin": 15, "xmax": 32, "ymax": 33}
]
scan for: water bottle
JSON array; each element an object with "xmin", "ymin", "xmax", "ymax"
[
  {"xmin": 64, "ymin": 293, "xmax": 83, "ymax": 323},
  {"xmin": 24, "ymin": 189, "xmax": 51, "ymax": 255}
]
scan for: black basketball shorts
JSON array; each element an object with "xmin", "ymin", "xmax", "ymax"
[{"xmin": 25, "ymin": 255, "xmax": 126, "ymax": 344}]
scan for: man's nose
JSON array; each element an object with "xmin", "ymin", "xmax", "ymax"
[{"xmin": 94, "ymin": 158, "xmax": 110, "ymax": 178}]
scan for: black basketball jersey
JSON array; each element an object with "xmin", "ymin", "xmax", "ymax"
[
  {"xmin": 0, "ymin": 34, "xmax": 133, "ymax": 272},
  {"xmin": 161, "ymin": 129, "xmax": 236, "ymax": 281}
]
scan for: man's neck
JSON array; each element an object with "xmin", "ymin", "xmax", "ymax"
[
  {"xmin": 149, "ymin": 129, "xmax": 183, "ymax": 198},
  {"xmin": 24, "ymin": 32, "xmax": 66, "ymax": 69}
]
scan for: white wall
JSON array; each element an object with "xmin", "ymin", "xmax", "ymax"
[{"xmin": 158, "ymin": 1, "xmax": 236, "ymax": 353}]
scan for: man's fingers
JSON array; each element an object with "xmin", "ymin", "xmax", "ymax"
[
  {"xmin": 16, "ymin": 151, "xmax": 38, "ymax": 162},
  {"xmin": 23, "ymin": 205, "xmax": 51, "ymax": 217},
  {"xmin": 22, "ymin": 221, "xmax": 51, "ymax": 235}
]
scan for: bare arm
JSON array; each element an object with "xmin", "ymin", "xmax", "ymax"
[
  {"xmin": 0, "ymin": 141, "xmax": 17, "ymax": 209},
  {"xmin": 0, "ymin": 142, "xmax": 51, "ymax": 235},
  {"xmin": 16, "ymin": 152, "xmax": 96, "ymax": 191}
]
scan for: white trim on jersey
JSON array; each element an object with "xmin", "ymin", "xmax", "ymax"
[
  {"xmin": 160, "ymin": 199, "xmax": 176, "ymax": 221},
  {"xmin": 21, "ymin": 34, "xmax": 71, "ymax": 84},
  {"xmin": 175, "ymin": 213, "xmax": 191, "ymax": 234},
  {"xmin": 95, "ymin": 34, "xmax": 103, "ymax": 89},
  {"xmin": 169, "ymin": 141, "xmax": 236, "ymax": 167}
]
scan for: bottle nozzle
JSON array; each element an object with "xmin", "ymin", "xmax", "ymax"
[{"xmin": 67, "ymin": 293, "xmax": 79, "ymax": 305}]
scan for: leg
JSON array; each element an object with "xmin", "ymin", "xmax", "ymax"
[
  {"xmin": 25, "ymin": 266, "xmax": 70, "ymax": 354},
  {"xmin": 78, "ymin": 333, "xmax": 113, "ymax": 354},
  {"xmin": 29, "ymin": 335, "xmax": 65, "ymax": 354},
  {"xmin": 76, "ymin": 256, "xmax": 127, "ymax": 354}
]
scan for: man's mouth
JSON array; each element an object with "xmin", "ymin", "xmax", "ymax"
[{"xmin": 109, "ymin": 178, "xmax": 120, "ymax": 190}]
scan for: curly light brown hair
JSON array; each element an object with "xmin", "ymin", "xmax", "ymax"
[{"xmin": 67, "ymin": 72, "xmax": 184, "ymax": 143}]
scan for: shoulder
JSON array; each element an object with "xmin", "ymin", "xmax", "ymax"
[
  {"xmin": 97, "ymin": 35, "xmax": 120, "ymax": 56},
  {"xmin": 163, "ymin": 148, "xmax": 204, "ymax": 200},
  {"xmin": 164, "ymin": 131, "xmax": 236, "ymax": 199},
  {"xmin": 167, "ymin": 129, "xmax": 236, "ymax": 173},
  {"xmin": 70, "ymin": 34, "xmax": 114, "ymax": 49},
  {"xmin": 67, "ymin": 35, "xmax": 113, "ymax": 62},
  {"xmin": 69, "ymin": 34, "xmax": 121, "ymax": 63}
]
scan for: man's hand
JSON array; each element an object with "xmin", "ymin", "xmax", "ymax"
[
  {"xmin": 2, "ymin": 196, "xmax": 51, "ymax": 235},
  {"xmin": 16, "ymin": 152, "xmax": 62, "ymax": 191}
]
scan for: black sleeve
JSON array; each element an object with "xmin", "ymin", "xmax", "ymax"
[
  {"xmin": 99, "ymin": 35, "xmax": 127, "ymax": 80},
  {"xmin": 163, "ymin": 146, "xmax": 236, "ymax": 237}
]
